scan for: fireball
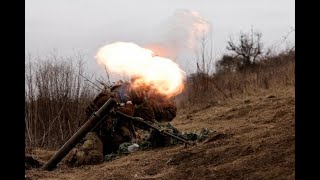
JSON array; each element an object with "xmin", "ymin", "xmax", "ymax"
[{"xmin": 95, "ymin": 42, "xmax": 186, "ymax": 98}]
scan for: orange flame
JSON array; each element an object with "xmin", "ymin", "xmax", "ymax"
[{"xmin": 95, "ymin": 42, "xmax": 186, "ymax": 98}]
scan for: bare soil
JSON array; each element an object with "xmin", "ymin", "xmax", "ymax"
[{"xmin": 26, "ymin": 87, "xmax": 295, "ymax": 180}]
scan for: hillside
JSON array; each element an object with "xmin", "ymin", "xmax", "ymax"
[{"xmin": 26, "ymin": 86, "xmax": 295, "ymax": 180}]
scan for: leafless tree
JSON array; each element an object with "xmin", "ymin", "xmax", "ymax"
[
  {"xmin": 185, "ymin": 26, "xmax": 219, "ymax": 103},
  {"xmin": 227, "ymin": 28, "xmax": 263, "ymax": 67},
  {"xmin": 25, "ymin": 52, "xmax": 98, "ymax": 149},
  {"xmin": 195, "ymin": 30, "xmax": 214, "ymax": 75}
]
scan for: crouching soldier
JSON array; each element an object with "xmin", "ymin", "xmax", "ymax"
[{"xmin": 66, "ymin": 80, "xmax": 179, "ymax": 166}]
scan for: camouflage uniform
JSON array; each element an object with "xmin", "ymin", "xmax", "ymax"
[
  {"xmin": 67, "ymin": 82, "xmax": 136, "ymax": 166},
  {"xmin": 134, "ymin": 91, "xmax": 178, "ymax": 147},
  {"xmin": 66, "ymin": 81, "xmax": 178, "ymax": 166}
]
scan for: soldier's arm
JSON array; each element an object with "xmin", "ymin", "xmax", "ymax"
[{"xmin": 151, "ymin": 101, "xmax": 177, "ymax": 122}]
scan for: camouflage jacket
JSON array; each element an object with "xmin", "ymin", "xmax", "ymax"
[{"xmin": 84, "ymin": 82, "xmax": 177, "ymax": 124}]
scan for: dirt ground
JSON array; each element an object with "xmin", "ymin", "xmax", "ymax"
[{"xmin": 26, "ymin": 87, "xmax": 295, "ymax": 180}]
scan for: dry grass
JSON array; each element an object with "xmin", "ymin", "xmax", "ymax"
[
  {"xmin": 176, "ymin": 51, "xmax": 295, "ymax": 108},
  {"xmin": 25, "ymin": 47, "xmax": 295, "ymax": 179},
  {"xmin": 25, "ymin": 50, "xmax": 294, "ymax": 150},
  {"xmin": 26, "ymin": 85, "xmax": 295, "ymax": 179}
]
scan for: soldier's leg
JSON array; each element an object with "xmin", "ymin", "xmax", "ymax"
[
  {"xmin": 99, "ymin": 123, "xmax": 135, "ymax": 155},
  {"xmin": 66, "ymin": 132, "xmax": 104, "ymax": 166}
]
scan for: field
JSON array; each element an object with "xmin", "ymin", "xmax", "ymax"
[
  {"xmin": 26, "ymin": 85, "xmax": 294, "ymax": 179},
  {"xmin": 25, "ymin": 35, "xmax": 295, "ymax": 179}
]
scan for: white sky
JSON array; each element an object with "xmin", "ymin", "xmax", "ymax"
[{"xmin": 25, "ymin": 0, "xmax": 295, "ymax": 77}]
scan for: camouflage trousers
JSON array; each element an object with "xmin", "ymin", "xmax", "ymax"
[
  {"xmin": 66, "ymin": 125, "xmax": 134, "ymax": 166},
  {"xmin": 66, "ymin": 132, "xmax": 104, "ymax": 166}
]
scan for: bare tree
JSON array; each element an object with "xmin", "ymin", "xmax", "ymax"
[
  {"xmin": 195, "ymin": 30, "xmax": 214, "ymax": 75},
  {"xmin": 227, "ymin": 28, "xmax": 263, "ymax": 68},
  {"xmin": 25, "ymin": 52, "xmax": 98, "ymax": 149},
  {"xmin": 185, "ymin": 27, "xmax": 217, "ymax": 103}
]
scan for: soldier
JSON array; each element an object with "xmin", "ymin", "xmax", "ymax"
[
  {"xmin": 133, "ymin": 86, "xmax": 179, "ymax": 147},
  {"xmin": 66, "ymin": 80, "xmax": 178, "ymax": 166}
]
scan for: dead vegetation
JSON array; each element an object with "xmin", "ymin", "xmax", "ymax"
[
  {"xmin": 25, "ymin": 52, "xmax": 99, "ymax": 149},
  {"xmin": 177, "ymin": 29, "xmax": 294, "ymax": 107},
  {"xmin": 179, "ymin": 50, "xmax": 295, "ymax": 106},
  {"xmin": 25, "ymin": 29, "xmax": 294, "ymax": 179},
  {"xmin": 25, "ymin": 30, "xmax": 294, "ymax": 150},
  {"xmin": 26, "ymin": 86, "xmax": 295, "ymax": 179}
]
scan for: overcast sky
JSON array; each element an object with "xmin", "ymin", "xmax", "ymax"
[{"xmin": 25, "ymin": 0, "xmax": 295, "ymax": 76}]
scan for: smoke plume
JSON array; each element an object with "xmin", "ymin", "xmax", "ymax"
[{"xmin": 144, "ymin": 9, "xmax": 210, "ymax": 59}]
